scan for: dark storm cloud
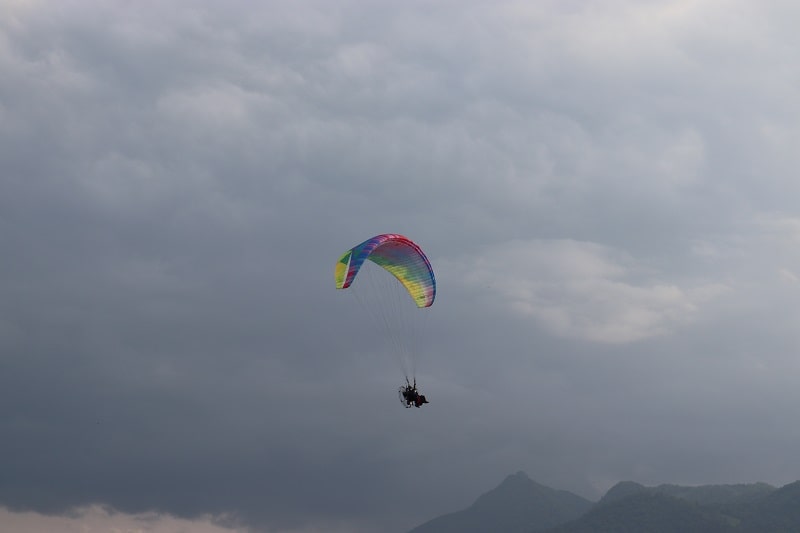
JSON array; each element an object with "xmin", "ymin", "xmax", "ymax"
[{"xmin": 3, "ymin": 1, "xmax": 800, "ymax": 531}]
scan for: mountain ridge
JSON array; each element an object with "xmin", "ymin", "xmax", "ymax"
[
  {"xmin": 408, "ymin": 471, "xmax": 592, "ymax": 533},
  {"xmin": 407, "ymin": 473, "xmax": 798, "ymax": 533}
]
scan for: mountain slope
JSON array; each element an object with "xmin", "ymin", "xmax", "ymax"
[
  {"xmin": 408, "ymin": 472, "xmax": 592, "ymax": 533},
  {"xmin": 651, "ymin": 482, "xmax": 775, "ymax": 506},
  {"xmin": 597, "ymin": 481, "xmax": 648, "ymax": 506},
  {"xmin": 546, "ymin": 491, "xmax": 739, "ymax": 533},
  {"xmin": 740, "ymin": 480, "xmax": 800, "ymax": 532},
  {"xmin": 599, "ymin": 481, "xmax": 774, "ymax": 507}
]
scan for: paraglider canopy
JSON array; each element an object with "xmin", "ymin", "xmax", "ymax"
[{"xmin": 335, "ymin": 233, "xmax": 436, "ymax": 308}]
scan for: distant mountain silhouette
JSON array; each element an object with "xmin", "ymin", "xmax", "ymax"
[
  {"xmin": 598, "ymin": 480, "xmax": 774, "ymax": 507},
  {"xmin": 597, "ymin": 481, "xmax": 647, "ymax": 505},
  {"xmin": 548, "ymin": 480, "xmax": 796, "ymax": 533},
  {"xmin": 548, "ymin": 491, "xmax": 739, "ymax": 533},
  {"xmin": 408, "ymin": 473, "xmax": 800, "ymax": 533},
  {"xmin": 738, "ymin": 480, "xmax": 800, "ymax": 532},
  {"xmin": 654, "ymin": 482, "xmax": 775, "ymax": 505},
  {"xmin": 408, "ymin": 471, "xmax": 592, "ymax": 533}
]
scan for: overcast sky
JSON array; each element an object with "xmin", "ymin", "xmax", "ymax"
[{"xmin": 3, "ymin": 1, "xmax": 800, "ymax": 532}]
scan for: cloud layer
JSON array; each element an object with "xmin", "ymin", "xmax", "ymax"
[{"xmin": 3, "ymin": 1, "xmax": 800, "ymax": 531}]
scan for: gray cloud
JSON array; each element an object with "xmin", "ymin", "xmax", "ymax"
[{"xmin": 3, "ymin": 1, "xmax": 800, "ymax": 531}]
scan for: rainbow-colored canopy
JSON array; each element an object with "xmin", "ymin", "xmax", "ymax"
[{"xmin": 335, "ymin": 234, "xmax": 436, "ymax": 308}]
